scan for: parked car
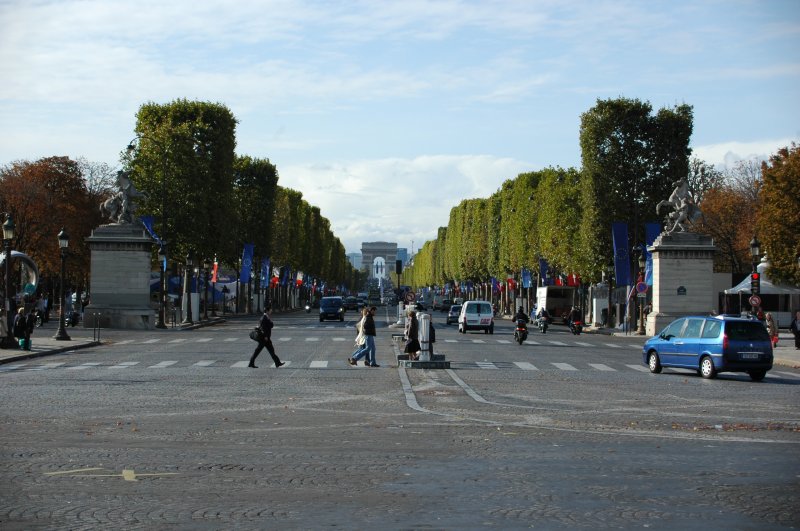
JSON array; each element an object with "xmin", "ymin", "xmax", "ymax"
[
  {"xmin": 642, "ymin": 315, "xmax": 773, "ymax": 381},
  {"xmin": 343, "ymin": 296, "xmax": 360, "ymax": 311},
  {"xmin": 458, "ymin": 300, "xmax": 494, "ymax": 334},
  {"xmin": 446, "ymin": 304, "xmax": 462, "ymax": 325},
  {"xmin": 319, "ymin": 296, "xmax": 345, "ymax": 322}
]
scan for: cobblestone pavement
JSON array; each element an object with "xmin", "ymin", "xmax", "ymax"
[{"xmin": 0, "ymin": 313, "xmax": 798, "ymax": 529}]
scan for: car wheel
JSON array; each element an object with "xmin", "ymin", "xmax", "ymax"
[
  {"xmin": 647, "ymin": 351, "xmax": 662, "ymax": 374},
  {"xmin": 748, "ymin": 369, "xmax": 767, "ymax": 382},
  {"xmin": 699, "ymin": 356, "xmax": 716, "ymax": 379}
]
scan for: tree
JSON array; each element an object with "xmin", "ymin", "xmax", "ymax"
[
  {"xmin": 757, "ymin": 143, "xmax": 800, "ymax": 285},
  {"xmin": 579, "ymin": 97, "xmax": 693, "ymax": 281},
  {"xmin": 699, "ymin": 185, "xmax": 754, "ymax": 273},
  {"xmin": 686, "ymin": 157, "xmax": 724, "ymax": 204}
]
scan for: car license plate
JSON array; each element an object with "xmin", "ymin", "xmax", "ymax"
[
  {"xmin": 740, "ymin": 353, "xmax": 760, "ymax": 359},
  {"xmin": 480, "ymin": 318, "xmax": 491, "ymax": 325}
]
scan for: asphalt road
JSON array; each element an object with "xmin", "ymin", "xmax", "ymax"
[{"xmin": 1, "ymin": 307, "xmax": 798, "ymax": 530}]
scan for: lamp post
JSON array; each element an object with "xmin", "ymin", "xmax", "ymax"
[
  {"xmin": 54, "ymin": 228, "xmax": 71, "ymax": 341},
  {"xmin": 749, "ymin": 236, "xmax": 761, "ymax": 274},
  {"xmin": 2, "ymin": 214, "xmax": 15, "ymax": 348},
  {"xmin": 155, "ymin": 244, "xmax": 167, "ymax": 328},
  {"xmin": 235, "ymin": 258, "xmax": 241, "ymax": 314},
  {"xmin": 636, "ymin": 246, "xmax": 646, "ymax": 335},
  {"xmin": 182, "ymin": 250, "xmax": 195, "ymax": 325},
  {"xmin": 203, "ymin": 258, "xmax": 210, "ymax": 321}
]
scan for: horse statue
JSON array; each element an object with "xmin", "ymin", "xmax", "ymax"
[
  {"xmin": 656, "ymin": 177, "xmax": 704, "ymax": 234},
  {"xmin": 99, "ymin": 170, "xmax": 143, "ymax": 224}
]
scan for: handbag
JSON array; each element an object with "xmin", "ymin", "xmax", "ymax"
[{"xmin": 249, "ymin": 328, "xmax": 263, "ymax": 342}]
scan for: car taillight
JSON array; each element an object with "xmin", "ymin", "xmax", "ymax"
[{"xmin": 722, "ymin": 334, "xmax": 729, "ymax": 351}]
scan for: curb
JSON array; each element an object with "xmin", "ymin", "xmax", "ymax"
[{"xmin": 0, "ymin": 340, "xmax": 103, "ymax": 365}]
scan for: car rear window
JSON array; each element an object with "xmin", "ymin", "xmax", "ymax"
[
  {"xmin": 725, "ymin": 321, "xmax": 770, "ymax": 341},
  {"xmin": 701, "ymin": 320, "xmax": 722, "ymax": 338},
  {"xmin": 321, "ymin": 298, "xmax": 341, "ymax": 308}
]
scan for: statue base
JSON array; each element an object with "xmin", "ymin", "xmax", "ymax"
[
  {"xmin": 645, "ymin": 231, "xmax": 716, "ymax": 336},
  {"xmin": 84, "ymin": 224, "xmax": 155, "ymax": 330}
]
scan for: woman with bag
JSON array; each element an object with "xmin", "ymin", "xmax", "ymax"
[
  {"xmin": 347, "ymin": 307, "xmax": 370, "ymax": 366},
  {"xmin": 404, "ymin": 310, "xmax": 421, "ymax": 361},
  {"xmin": 248, "ymin": 303, "xmax": 284, "ymax": 368},
  {"xmin": 765, "ymin": 312, "xmax": 779, "ymax": 348}
]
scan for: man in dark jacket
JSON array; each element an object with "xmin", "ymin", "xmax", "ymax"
[
  {"xmin": 248, "ymin": 303, "xmax": 284, "ymax": 368},
  {"xmin": 362, "ymin": 306, "xmax": 379, "ymax": 367}
]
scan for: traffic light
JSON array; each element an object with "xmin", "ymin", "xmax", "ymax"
[{"xmin": 750, "ymin": 272, "xmax": 760, "ymax": 294}]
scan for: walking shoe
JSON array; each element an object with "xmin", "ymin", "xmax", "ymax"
[
  {"xmin": 369, "ymin": 363, "xmax": 380, "ymax": 368},
  {"xmin": 347, "ymin": 358, "xmax": 356, "ymax": 366},
  {"xmin": 275, "ymin": 361, "xmax": 285, "ymax": 368},
  {"xmin": 247, "ymin": 364, "xmax": 258, "ymax": 368}
]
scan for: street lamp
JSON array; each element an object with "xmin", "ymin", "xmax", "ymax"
[
  {"xmin": 1, "ymin": 214, "xmax": 15, "ymax": 348},
  {"xmin": 182, "ymin": 250, "xmax": 195, "ymax": 325},
  {"xmin": 636, "ymin": 246, "xmax": 646, "ymax": 335},
  {"xmin": 54, "ymin": 228, "xmax": 71, "ymax": 341},
  {"xmin": 203, "ymin": 258, "xmax": 210, "ymax": 321},
  {"xmin": 749, "ymin": 236, "xmax": 761, "ymax": 272}
]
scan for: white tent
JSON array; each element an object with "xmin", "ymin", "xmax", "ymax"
[
  {"xmin": 724, "ymin": 256, "xmax": 800, "ymax": 295},
  {"xmin": 723, "ymin": 255, "xmax": 800, "ymax": 327}
]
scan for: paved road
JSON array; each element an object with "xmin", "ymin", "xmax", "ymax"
[{"xmin": 1, "ymin": 309, "xmax": 798, "ymax": 529}]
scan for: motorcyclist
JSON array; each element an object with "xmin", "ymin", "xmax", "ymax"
[
  {"xmin": 568, "ymin": 306, "xmax": 581, "ymax": 325},
  {"xmin": 513, "ymin": 306, "xmax": 529, "ymax": 327},
  {"xmin": 536, "ymin": 306, "xmax": 551, "ymax": 324}
]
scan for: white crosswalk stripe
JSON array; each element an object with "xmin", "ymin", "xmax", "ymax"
[
  {"xmin": 548, "ymin": 341, "xmax": 568, "ymax": 346},
  {"xmin": 309, "ymin": 361, "xmax": 328, "ymax": 368},
  {"xmin": 552, "ymin": 362, "xmax": 577, "ymax": 371},
  {"xmin": 497, "ymin": 339, "xmax": 511, "ymax": 344},
  {"xmin": 278, "ymin": 337, "xmax": 291, "ymax": 341},
  {"xmin": 604, "ymin": 343, "xmax": 621, "ymax": 349},
  {"xmin": 115, "ymin": 340, "xmax": 134, "ymax": 345},
  {"xmin": 231, "ymin": 361, "xmax": 249, "ymax": 368},
  {"xmin": 0, "ymin": 364, "xmax": 25, "ymax": 371},
  {"xmin": 193, "ymin": 360, "xmax": 216, "ymax": 367},
  {"xmin": 771, "ymin": 370, "xmax": 800, "ymax": 378},
  {"xmin": 626, "ymin": 364, "xmax": 650, "ymax": 372},
  {"xmin": 142, "ymin": 339, "xmax": 160, "ymax": 344},
  {"xmin": 305, "ymin": 337, "xmax": 320, "ymax": 342},
  {"xmin": 445, "ymin": 339, "xmax": 458, "ymax": 343},
  {"xmin": 27, "ymin": 362, "xmax": 65, "ymax": 371},
  {"xmin": 169, "ymin": 339, "xmax": 187, "ymax": 344},
  {"xmin": 476, "ymin": 361, "xmax": 497, "ymax": 369},
  {"xmin": 472, "ymin": 340, "xmax": 486, "ymax": 344},
  {"xmin": 224, "ymin": 338, "xmax": 239, "ymax": 342},
  {"xmin": 109, "ymin": 361, "xmax": 139, "ymax": 369},
  {"xmin": 514, "ymin": 362, "xmax": 538, "ymax": 370},
  {"xmin": 526, "ymin": 340, "xmax": 542, "ymax": 345},
  {"xmin": 67, "ymin": 362, "xmax": 102, "ymax": 370},
  {"xmin": 332, "ymin": 337, "xmax": 346, "ymax": 342},
  {"xmin": 574, "ymin": 342, "xmax": 592, "ymax": 347},
  {"xmin": 588, "ymin": 363, "xmax": 616, "ymax": 371},
  {"xmin": 196, "ymin": 338, "xmax": 212, "ymax": 343},
  {"xmin": 149, "ymin": 360, "xmax": 178, "ymax": 368}
]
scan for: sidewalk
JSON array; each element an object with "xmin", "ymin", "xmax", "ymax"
[{"xmin": 586, "ymin": 325, "xmax": 800, "ymax": 369}]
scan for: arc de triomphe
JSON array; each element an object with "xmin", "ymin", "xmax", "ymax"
[{"xmin": 361, "ymin": 242, "xmax": 397, "ymax": 279}]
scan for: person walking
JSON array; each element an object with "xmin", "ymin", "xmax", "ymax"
[
  {"xmin": 363, "ymin": 306, "xmax": 379, "ymax": 367},
  {"xmin": 790, "ymin": 310, "xmax": 800, "ymax": 350},
  {"xmin": 13, "ymin": 308, "xmax": 31, "ymax": 350},
  {"xmin": 348, "ymin": 307, "xmax": 370, "ymax": 366},
  {"xmin": 765, "ymin": 312, "xmax": 779, "ymax": 348},
  {"xmin": 404, "ymin": 310, "xmax": 421, "ymax": 361},
  {"xmin": 248, "ymin": 303, "xmax": 284, "ymax": 368}
]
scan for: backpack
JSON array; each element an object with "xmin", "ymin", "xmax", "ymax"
[{"xmin": 13, "ymin": 315, "xmax": 26, "ymax": 338}]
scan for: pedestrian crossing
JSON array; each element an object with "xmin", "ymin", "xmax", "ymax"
[{"xmin": 1, "ymin": 359, "xmax": 798, "ymax": 378}]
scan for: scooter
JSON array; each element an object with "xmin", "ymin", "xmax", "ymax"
[
  {"xmin": 64, "ymin": 310, "xmax": 80, "ymax": 327},
  {"xmin": 33, "ymin": 309, "xmax": 45, "ymax": 328},
  {"xmin": 537, "ymin": 317, "xmax": 549, "ymax": 334},
  {"xmin": 514, "ymin": 319, "xmax": 528, "ymax": 345},
  {"xmin": 569, "ymin": 320, "xmax": 583, "ymax": 335},
  {"xmin": 304, "ymin": 303, "xmax": 311, "ymax": 313}
]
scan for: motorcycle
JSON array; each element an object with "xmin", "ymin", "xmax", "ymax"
[
  {"xmin": 513, "ymin": 319, "xmax": 528, "ymax": 345},
  {"xmin": 537, "ymin": 316, "xmax": 549, "ymax": 334},
  {"xmin": 33, "ymin": 309, "xmax": 45, "ymax": 328},
  {"xmin": 64, "ymin": 310, "xmax": 80, "ymax": 327},
  {"xmin": 304, "ymin": 303, "xmax": 311, "ymax": 313},
  {"xmin": 569, "ymin": 320, "xmax": 583, "ymax": 335}
]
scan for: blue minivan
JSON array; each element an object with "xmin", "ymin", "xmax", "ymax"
[{"xmin": 642, "ymin": 315, "xmax": 773, "ymax": 381}]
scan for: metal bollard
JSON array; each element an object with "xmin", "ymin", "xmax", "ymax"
[{"xmin": 418, "ymin": 312, "xmax": 431, "ymax": 361}]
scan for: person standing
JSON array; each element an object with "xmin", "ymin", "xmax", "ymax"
[
  {"xmin": 404, "ymin": 310, "xmax": 421, "ymax": 361},
  {"xmin": 248, "ymin": 303, "xmax": 284, "ymax": 368},
  {"xmin": 348, "ymin": 307, "xmax": 370, "ymax": 366},
  {"xmin": 790, "ymin": 310, "xmax": 800, "ymax": 350},
  {"xmin": 765, "ymin": 312, "xmax": 779, "ymax": 348},
  {"xmin": 363, "ymin": 306, "xmax": 379, "ymax": 367}
]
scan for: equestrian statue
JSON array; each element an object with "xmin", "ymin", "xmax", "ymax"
[
  {"xmin": 656, "ymin": 177, "xmax": 704, "ymax": 234},
  {"xmin": 100, "ymin": 170, "xmax": 143, "ymax": 224}
]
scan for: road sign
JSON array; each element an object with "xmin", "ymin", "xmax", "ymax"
[
  {"xmin": 405, "ymin": 291, "xmax": 416, "ymax": 303},
  {"xmin": 748, "ymin": 294, "xmax": 761, "ymax": 307},
  {"xmin": 636, "ymin": 281, "xmax": 648, "ymax": 294}
]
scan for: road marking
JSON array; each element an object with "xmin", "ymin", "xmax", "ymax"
[
  {"xmin": 526, "ymin": 340, "xmax": 541, "ymax": 345},
  {"xmin": 141, "ymin": 339, "xmax": 160, "ymax": 344},
  {"xmin": 574, "ymin": 341, "xmax": 592, "ymax": 347},
  {"xmin": 278, "ymin": 337, "xmax": 291, "ymax": 342},
  {"xmin": 445, "ymin": 339, "xmax": 458, "ymax": 343},
  {"xmin": 588, "ymin": 363, "xmax": 616, "ymax": 371},
  {"xmin": 626, "ymin": 364, "xmax": 650, "ymax": 372},
  {"xmin": 196, "ymin": 338, "xmax": 212, "ymax": 343},
  {"xmin": 27, "ymin": 362, "xmax": 65, "ymax": 371},
  {"xmin": 604, "ymin": 343, "xmax": 621, "ymax": 349},
  {"xmin": 309, "ymin": 361, "xmax": 328, "ymax": 368},
  {"xmin": 224, "ymin": 338, "xmax": 238, "ymax": 342},
  {"xmin": 476, "ymin": 361, "xmax": 497, "ymax": 369},
  {"xmin": 548, "ymin": 340, "xmax": 568, "ymax": 346},
  {"xmin": 67, "ymin": 362, "xmax": 102, "ymax": 370},
  {"xmin": 168, "ymin": 339, "xmax": 187, "ymax": 344},
  {"xmin": 193, "ymin": 360, "xmax": 216, "ymax": 367},
  {"xmin": 109, "ymin": 361, "xmax": 139, "ymax": 369},
  {"xmin": 772, "ymin": 370, "xmax": 799, "ymax": 378},
  {"xmin": 272, "ymin": 361, "xmax": 291, "ymax": 368},
  {"xmin": 472, "ymin": 340, "xmax": 486, "ymax": 344},
  {"xmin": 497, "ymin": 339, "xmax": 511, "ymax": 344},
  {"xmin": 148, "ymin": 360, "xmax": 178, "ymax": 368},
  {"xmin": 45, "ymin": 467, "xmax": 178, "ymax": 481},
  {"xmin": 115, "ymin": 340, "xmax": 134, "ymax": 345},
  {"xmin": 231, "ymin": 361, "xmax": 249, "ymax": 368},
  {"xmin": 0, "ymin": 364, "xmax": 25, "ymax": 371},
  {"xmin": 332, "ymin": 337, "xmax": 346, "ymax": 342},
  {"xmin": 552, "ymin": 362, "xmax": 577, "ymax": 371},
  {"xmin": 514, "ymin": 362, "xmax": 538, "ymax": 370},
  {"xmin": 305, "ymin": 337, "xmax": 320, "ymax": 342}
]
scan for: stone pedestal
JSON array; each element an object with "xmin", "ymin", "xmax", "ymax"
[
  {"xmin": 85, "ymin": 224, "xmax": 155, "ymax": 329},
  {"xmin": 646, "ymin": 232, "xmax": 716, "ymax": 336}
]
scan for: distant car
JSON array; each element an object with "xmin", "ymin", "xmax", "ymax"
[
  {"xmin": 642, "ymin": 315, "xmax": 773, "ymax": 381},
  {"xmin": 458, "ymin": 300, "xmax": 494, "ymax": 334},
  {"xmin": 343, "ymin": 296, "xmax": 359, "ymax": 311},
  {"xmin": 414, "ymin": 300, "xmax": 427, "ymax": 311},
  {"xmin": 319, "ymin": 296, "xmax": 345, "ymax": 322},
  {"xmin": 446, "ymin": 304, "xmax": 462, "ymax": 325},
  {"xmin": 437, "ymin": 299, "xmax": 453, "ymax": 312}
]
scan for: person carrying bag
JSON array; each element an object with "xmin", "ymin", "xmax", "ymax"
[{"xmin": 247, "ymin": 303, "xmax": 284, "ymax": 369}]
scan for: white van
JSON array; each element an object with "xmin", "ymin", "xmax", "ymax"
[{"xmin": 458, "ymin": 300, "xmax": 494, "ymax": 334}]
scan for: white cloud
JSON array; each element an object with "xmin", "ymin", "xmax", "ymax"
[
  {"xmin": 280, "ymin": 154, "xmax": 531, "ymax": 253},
  {"xmin": 692, "ymin": 138, "xmax": 798, "ymax": 169}
]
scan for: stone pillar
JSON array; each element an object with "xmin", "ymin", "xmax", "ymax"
[
  {"xmin": 646, "ymin": 232, "xmax": 716, "ymax": 336},
  {"xmin": 85, "ymin": 224, "xmax": 155, "ymax": 329}
]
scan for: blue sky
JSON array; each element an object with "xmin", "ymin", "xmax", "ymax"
[{"xmin": 1, "ymin": 0, "xmax": 798, "ymax": 254}]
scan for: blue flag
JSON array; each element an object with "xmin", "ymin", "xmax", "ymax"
[
  {"xmin": 239, "ymin": 243, "xmax": 254, "ymax": 283},
  {"xmin": 521, "ymin": 268, "xmax": 532, "ymax": 289},
  {"xmin": 644, "ymin": 222, "xmax": 661, "ymax": 285},
  {"xmin": 612, "ymin": 222, "xmax": 630, "ymax": 286},
  {"xmin": 260, "ymin": 258, "xmax": 270, "ymax": 284}
]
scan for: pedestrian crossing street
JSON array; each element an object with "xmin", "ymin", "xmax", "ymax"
[{"xmin": 2, "ymin": 358, "xmax": 798, "ymax": 379}]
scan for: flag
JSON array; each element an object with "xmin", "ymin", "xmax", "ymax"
[
  {"xmin": 212, "ymin": 259, "xmax": 218, "ymax": 283},
  {"xmin": 644, "ymin": 222, "xmax": 661, "ymax": 286},
  {"xmin": 260, "ymin": 258, "xmax": 270, "ymax": 284},
  {"xmin": 239, "ymin": 243, "xmax": 254, "ymax": 283},
  {"xmin": 139, "ymin": 216, "xmax": 162, "ymax": 246},
  {"xmin": 612, "ymin": 222, "xmax": 631, "ymax": 286},
  {"xmin": 521, "ymin": 268, "xmax": 531, "ymax": 289}
]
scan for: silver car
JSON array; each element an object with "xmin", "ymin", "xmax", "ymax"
[{"xmin": 446, "ymin": 304, "xmax": 462, "ymax": 325}]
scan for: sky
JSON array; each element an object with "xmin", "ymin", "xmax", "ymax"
[{"xmin": 1, "ymin": 0, "xmax": 798, "ymax": 255}]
